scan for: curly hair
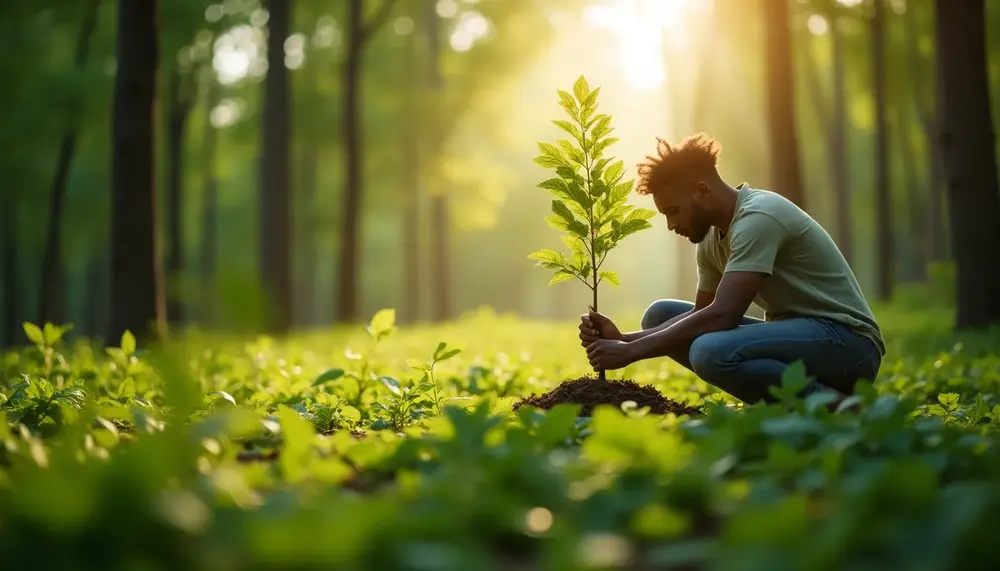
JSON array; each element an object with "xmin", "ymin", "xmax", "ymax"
[{"xmin": 635, "ymin": 133, "xmax": 722, "ymax": 195}]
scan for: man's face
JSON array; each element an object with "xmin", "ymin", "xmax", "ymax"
[{"xmin": 652, "ymin": 183, "xmax": 713, "ymax": 244}]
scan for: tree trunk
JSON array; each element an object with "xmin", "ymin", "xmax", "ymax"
[
  {"xmin": 39, "ymin": 0, "xmax": 100, "ymax": 326},
  {"xmin": 298, "ymin": 144, "xmax": 317, "ymax": 326},
  {"xmin": 200, "ymin": 78, "xmax": 219, "ymax": 325},
  {"xmin": 260, "ymin": 0, "xmax": 292, "ymax": 334},
  {"xmin": 109, "ymin": 0, "xmax": 164, "ymax": 345},
  {"xmin": 166, "ymin": 65, "xmax": 192, "ymax": 326},
  {"xmin": 894, "ymin": 98, "xmax": 925, "ymax": 282},
  {"xmin": 801, "ymin": 4, "xmax": 852, "ymax": 264},
  {"xmin": 763, "ymin": 0, "xmax": 806, "ymax": 209},
  {"xmin": 425, "ymin": 1, "xmax": 450, "ymax": 322},
  {"xmin": 402, "ymin": 126, "xmax": 421, "ymax": 325},
  {"xmin": 2, "ymin": 195, "xmax": 16, "ymax": 348},
  {"xmin": 872, "ymin": 0, "xmax": 892, "ymax": 301},
  {"xmin": 902, "ymin": 3, "xmax": 947, "ymax": 262},
  {"xmin": 934, "ymin": 0, "xmax": 1000, "ymax": 329},
  {"xmin": 828, "ymin": 7, "xmax": 851, "ymax": 265},
  {"xmin": 338, "ymin": 0, "xmax": 364, "ymax": 324}
]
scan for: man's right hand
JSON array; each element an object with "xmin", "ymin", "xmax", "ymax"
[{"xmin": 580, "ymin": 309, "xmax": 624, "ymax": 347}]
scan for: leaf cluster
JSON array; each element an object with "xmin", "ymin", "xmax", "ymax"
[{"xmin": 527, "ymin": 76, "xmax": 657, "ymax": 291}]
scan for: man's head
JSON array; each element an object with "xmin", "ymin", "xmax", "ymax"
[{"xmin": 635, "ymin": 133, "xmax": 726, "ymax": 244}]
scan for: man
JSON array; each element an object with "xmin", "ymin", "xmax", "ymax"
[{"xmin": 579, "ymin": 134, "xmax": 884, "ymax": 405}]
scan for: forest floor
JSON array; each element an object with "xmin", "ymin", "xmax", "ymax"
[{"xmin": 1, "ymin": 288, "xmax": 999, "ymax": 570}]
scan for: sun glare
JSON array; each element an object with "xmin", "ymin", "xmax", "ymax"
[{"xmin": 584, "ymin": 0, "xmax": 704, "ymax": 92}]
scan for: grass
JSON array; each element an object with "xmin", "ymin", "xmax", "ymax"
[{"xmin": 1, "ymin": 295, "xmax": 1000, "ymax": 570}]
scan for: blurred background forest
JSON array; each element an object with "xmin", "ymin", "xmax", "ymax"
[{"xmin": 1, "ymin": 0, "xmax": 999, "ymax": 347}]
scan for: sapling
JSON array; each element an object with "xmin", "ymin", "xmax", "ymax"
[{"xmin": 528, "ymin": 76, "xmax": 657, "ymax": 382}]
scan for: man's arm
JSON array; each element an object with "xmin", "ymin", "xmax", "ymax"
[
  {"xmin": 622, "ymin": 289, "xmax": 715, "ymax": 342},
  {"xmin": 626, "ymin": 212, "xmax": 788, "ymax": 362},
  {"xmin": 626, "ymin": 271, "xmax": 765, "ymax": 361}
]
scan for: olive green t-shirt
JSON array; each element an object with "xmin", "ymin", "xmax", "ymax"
[{"xmin": 696, "ymin": 183, "xmax": 885, "ymax": 355}]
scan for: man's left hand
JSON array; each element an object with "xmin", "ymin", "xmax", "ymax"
[{"xmin": 586, "ymin": 339, "xmax": 636, "ymax": 371}]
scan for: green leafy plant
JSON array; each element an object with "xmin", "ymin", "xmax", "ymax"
[{"xmin": 528, "ymin": 76, "xmax": 657, "ymax": 381}]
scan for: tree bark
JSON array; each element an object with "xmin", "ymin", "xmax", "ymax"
[
  {"xmin": 934, "ymin": 0, "xmax": 1000, "ymax": 329},
  {"xmin": 260, "ymin": 0, "xmax": 293, "ymax": 334},
  {"xmin": 166, "ymin": 65, "xmax": 193, "ymax": 326},
  {"xmin": 763, "ymin": 0, "xmax": 806, "ymax": 209},
  {"xmin": 872, "ymin": 0, "xmax": 892, "ymax": 301},
  {"xmin": 337, "ymin": 0, "xmax": 397, "ymax": 324},
  {"xmin": 200, "ymin": 78, "xmax": 219, "ymax": 325},
  {"xmin": 40, "ymin": 0, "xmax": 100, "ymax": 326},
  {"xmin": 2, "ymin": 195, "xmax": 16, "ymax": 348},
  {"xmin": 801, "ymin": 3, "xmax": 852, "ymax": 264},
  {"xmin": 109, "ymin": 0, "xmax": 164, "ymax": 345},
  {"xmin": 902, "ymin": 3, "xmax": 947, "ymax": 262},
  {"xmin": 425, "ymin": 0, "xmax": 450, "ymax": 323},
  {"xmin": 298, "ymin": 144, "xmax": 317, "ymax": 326}
]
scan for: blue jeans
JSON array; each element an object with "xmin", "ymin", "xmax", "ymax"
[{"xmin": 640, "ymin": 299, "xmax": 882, "ymax": 404}]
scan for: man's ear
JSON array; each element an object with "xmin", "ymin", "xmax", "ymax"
[{"xmin": 695, "ymin": 181, "xmax": 711, "ymax": 198}]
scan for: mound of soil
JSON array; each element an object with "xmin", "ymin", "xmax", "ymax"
[{"xmin": 512, "ymin": 375, "xmax": 702, "ymax": 417}]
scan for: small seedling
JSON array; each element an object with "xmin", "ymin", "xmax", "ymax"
[{"xmin": 528, "ymin": 76, "xmax": 657, "ymax": 381}]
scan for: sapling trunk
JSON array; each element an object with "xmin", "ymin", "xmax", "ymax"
[{"xmin": 528, "ymin": 76, "xmax": 657, "ymax": 383}]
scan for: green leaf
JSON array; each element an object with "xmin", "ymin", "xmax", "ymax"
[
  {"xmin": 435, "ymin": 349, "xmax": 462, "ymax": 362},
  {"xmin": 368, "ymin": 308, "xmax": 396, "ymax": 339},
  {"xmin": 603, "ymin": 160, "xmax": 625, "ymax": 186},
  {"xmin": 590, "ymin": 114, "xmax": 613, "ymax": 140},
  {"xmin": 573, "ymin": 75, "xmax": 590, "ymax": 102},
  {"xmin": 552, "ymin": 120, "xmax": 582, "ymax": 143},
  {"xmin": 599, "ymin": 271, "xmax": 620, "ymax": 286},
  {"xmin": 533, "ymin": 154, "xmax": 563, "ymax": 169},
  {"xmin": 121, "ymin": 331, "xmax": 136, "ymax": 356},
  {"xmin": 592, "ymin": 136, "xmax": 620, "ymax": 158},
  {"xmin": 43, "ymin": 323, "xmax": 67, "ymax": 346},
  {"xmin": 550, "ymin": 271, "xmax": 577, "ymax": 285},
  {"xmin": 22, "ymin": 323, "xmax": 44, "ymax": 346},
  {"xmin": 551, "ymin": 200, "xmax": 577, "ymax": 225},
  {"xmin": 312, "ymin": 368, "xmax": 346, "ymax": 387},
  {"xmin": 340, "ymin": 406, "xmax": 361, "ymax": 423},
  {"xmin": 557, "ymin": 89, "xmax": 578, "ymax": 118}
]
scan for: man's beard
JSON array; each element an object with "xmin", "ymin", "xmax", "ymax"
[{"xmin": 688, "ymin": 204, "xmax": 711, "ymax": 243}]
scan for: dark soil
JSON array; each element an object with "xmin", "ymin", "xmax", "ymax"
[{"xmin": 512, "ymin": 375, "xmax": 702, "ymax": 417}]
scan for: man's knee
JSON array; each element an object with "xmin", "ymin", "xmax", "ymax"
[
  {"xmin": 688, "ymin": 332, "xmax": 731, "ymax": 378},
  {"xmin": 640, "ymin": 298, "xmax": 695, "ymax": 329}
]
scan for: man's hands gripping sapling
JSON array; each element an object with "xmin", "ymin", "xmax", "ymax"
[{"xmin": 528, "ymin": 75, "xmax": 656, "ymax": 380}]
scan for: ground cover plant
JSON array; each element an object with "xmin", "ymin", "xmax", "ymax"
[
  {"xmin": 520, "ymin": 76, "xmax": 692, "ymax": 417},
  {"xmin": 1, "ymin": 293, "xmax": 1000, "ymax": 570}
]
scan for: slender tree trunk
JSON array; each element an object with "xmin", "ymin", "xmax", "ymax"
[
  {"xmin": 895, "ymin": 99, "xmax": 925, "ymax": 282},
  {"xmin": 40, "ymin": 0, "xmax": 100, "ymax": 326},
  {"xmin": 402, "ymin": 127, "xmax": 421, "ymax": 324},
  {"xmin": 84, "ymin": 253, "xmax": 107, "ymax": 340},
  {"xmin": 2, "ymin": 195, "xmax": 16, "ymax": 347},
  {"xmin": 260, "ymin": 0, "xmax": 292, "ymax": 334},
  {"xmin": 200, "ymin": 79, "xmax": 219, "ymax": 325},
  {"xmin": 902, "ymin": 3, "xmax": 947, "ymax": 263},
  {"xmin": 425, "ymin": 1, "xmax": 450, "ymax": 322},
  {"xmin": 763, "ymin": 0, "xmax": 806, "ymax": 209},
  {"xmin": 338, "ymin": 0, "xmax": 397, "ymax": 323},
  {"xmin": 801, "ymin": 6, "xmax": 852, "ymax": 264},
  {"xmin": 109, "ymin": 0, "xmax": 164, "ymax": 345},
  {"xmin": 338, "ymin": 0, "xmax": 364, "ymax": 324},
  {"xmin": 166, "ymin": 66, "xmax": 192, "ymax": 326},
  {"xmin": 298, "ymin": 144, "xmax": 317, "ymax": 326},
  {"xmin": 934, "ymin": 0, "xmax": 1000, "ymax": 329},
  {"xmin": 828, "ymin": 9, "xmax": 852, "ymax": 265},
  {"xmin": 872, "ymin": 0, "xmax": 892, "ymax": 301}
]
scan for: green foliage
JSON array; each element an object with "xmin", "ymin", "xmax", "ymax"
[
  {"xmin": 528, "ymin": 76, "xmax": 657, "ymax": 296},
  {"xmin": 0, "ymin": 308, "xmax": 999, "ymax": 569}
]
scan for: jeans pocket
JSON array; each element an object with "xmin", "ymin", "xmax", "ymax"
[{"xmin": 810, "ymin": 318, "xmax": 848, "ymax": 346}]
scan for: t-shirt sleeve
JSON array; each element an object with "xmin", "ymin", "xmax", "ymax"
[
  {"xmin": 696, "ymin": 242, "xmax": 722, "ymax": 292},
  {"xmin": 725, "ymin": 211, "xmax": 788, "ymax": 275}
]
